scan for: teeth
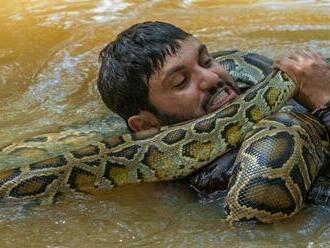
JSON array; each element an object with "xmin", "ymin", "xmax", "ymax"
[{"xmin": 213, "ymin": 90, "xmax": 228, "ymax": 104}]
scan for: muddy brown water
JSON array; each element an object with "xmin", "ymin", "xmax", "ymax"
[{"xmin": 0, "ymin": 0, "xmax": 330, "ymax": 247}]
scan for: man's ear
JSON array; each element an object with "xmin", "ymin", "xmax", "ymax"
[{"xmin": 127, "ymin": 111, "xmax": 160, "ymax": 132}]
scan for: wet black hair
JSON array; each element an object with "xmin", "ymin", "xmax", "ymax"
[{"xmin": 97, "ymin": 21, "xmax": 192, "ymax": 121}]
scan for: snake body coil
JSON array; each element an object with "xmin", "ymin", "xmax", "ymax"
[{"xmin": 0, "ymin": 51, "xmax": 329, "ymax": 223}]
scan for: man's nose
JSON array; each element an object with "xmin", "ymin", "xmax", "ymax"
[{"xmin": 197, "ymin": 68, "xmax": 219, "ymax": 91}]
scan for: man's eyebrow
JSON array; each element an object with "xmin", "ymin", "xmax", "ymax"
[{"xmin": 162, "ymin": 44, "xmax": 207, "ymax": 83}]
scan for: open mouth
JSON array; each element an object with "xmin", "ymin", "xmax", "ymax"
[{"xmin": 206, "ymin": 86, "xmax": 238, "ymax": 113}]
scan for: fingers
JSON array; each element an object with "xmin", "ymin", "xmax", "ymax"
[
  {"xmin": 273, "ymin": 56, "xmax": 298, "ymax": 83},
  {"xmin": 273, "ymin": 49, "xmax": 323, "ymax": 93},
  {"xmin": 303, "ymin": 49, "xmax": 325, "ymax": 60},
  {"xmin": 274, "ymin": 49, "xmax": 330, "ymax": 110},
  {"xmin": 274, "ymin": 57, "xmax": 294, "ymax": 72},
  {"xmin": 276, "ymin": 49, "xmax": 324, "ymax": 62},
  {"xmin": 288, "ymin": 50, "xmax": 309, "ymax": 62},
  {"xmin": 274, "ymin": 49, "xmax": 327, "ymax": 75},
  {"xmin": 276, "ymin": 49, "xmax": 326, "ymax": 66}
]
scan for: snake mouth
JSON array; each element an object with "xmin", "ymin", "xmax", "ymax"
[{"xmin": 206, "ymin": 86, "xmax": 238, "ymax": 113}]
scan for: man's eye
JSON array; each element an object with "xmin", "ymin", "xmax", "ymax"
[{"xmin": 174, "ymin": 77, "xmax": 188, "ymax": 89}]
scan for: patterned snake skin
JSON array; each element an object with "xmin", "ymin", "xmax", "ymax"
[{"xmin": 0, "ymin": 51, "xmax": 329, "ymax": 224}]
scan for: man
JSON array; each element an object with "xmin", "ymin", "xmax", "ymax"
[{"xmin": 97, "ymin": 21, "xmax": 330, "ymax": 194}]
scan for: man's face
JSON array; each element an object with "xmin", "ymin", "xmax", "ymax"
[{"xmin": 148, "ymin": 37, "xmax": 239, "ymax": 125}]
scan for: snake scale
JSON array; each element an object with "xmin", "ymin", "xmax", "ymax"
[{"xmin": 0, "ymin": 51, "xmax": 329, "ymax": 224}]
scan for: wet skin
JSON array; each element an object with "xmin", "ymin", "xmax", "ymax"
[{"xmin": 128, "ymin": 37, "xmax": 239, "ymax": 131}]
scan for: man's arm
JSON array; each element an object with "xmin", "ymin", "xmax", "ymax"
[
  {"xmin": 274, "ymin": 50, "xmax": 330, "ymax": 111},
  {"xmin": 313, "ymin": 102, "xmax": 330, "ymax": 133},
  {"xmin": 191, "ymin": 50, "xmax": 330, "ymax": 195}
]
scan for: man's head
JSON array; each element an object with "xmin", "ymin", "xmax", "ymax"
[{"xmin": 98, "ymin": 21, "xmax": 238, "ymax": 132}]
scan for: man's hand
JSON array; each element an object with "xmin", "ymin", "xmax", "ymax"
[{"xmin": 274, "ymin": 50, "xmax": 330, "ymax": 111}]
